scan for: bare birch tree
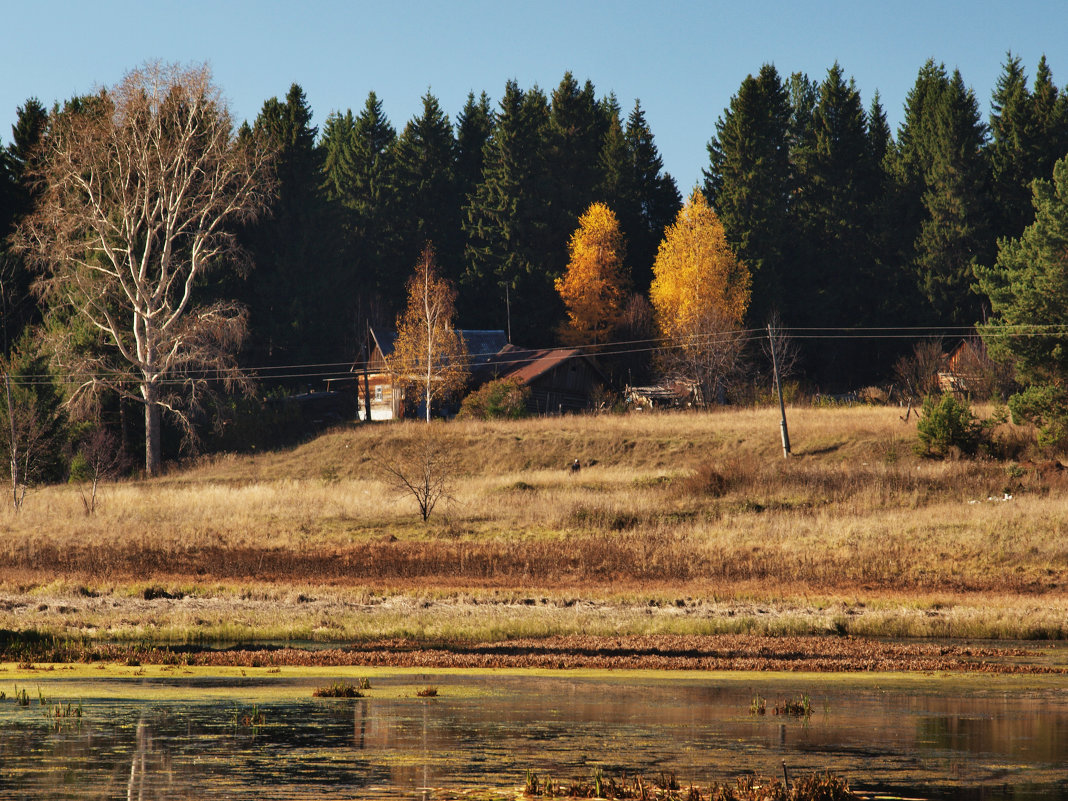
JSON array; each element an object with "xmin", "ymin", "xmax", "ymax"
[
  {"xmin": 389, "ymin": 246, "xmax": 468, "ymax": 422},
  {"xmin": 14, "ymin": 62, "xmax": 273, "ymax": 475},
  {"xmin": 3, "ymin": 371, "xmax": 49, "ymax": 511}
]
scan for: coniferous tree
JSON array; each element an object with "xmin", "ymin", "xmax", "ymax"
[
  {"xmin": 916, "ymin": 69, "xmax": 992, "ymax": 324},
  {"xmin": 791, "ymin": 65, "xmax": 887, "ymax": 379},
  {"xmin": 704, "ymin": 64, "xmax": 793, "ymax": 324},
  {"xmin": 892, "ymin": 62, "xmax": 992, "ymax": 325},
  {"xmin": 977, "ymin": 155, "xmax": 1068, "ymax": 384},
  {"xmin": 597, "ymin": 94, "xmax": 633, "ymax": 210},
  {"xmin": 989, "ymin": 53, "xmax": 1039, "ymax": 240},
  {"xmin": 1032, "ymin": 56, "xmax": 1068, "ymax": 179},
  {"xmin": 239, "ymin": 85, "xmax": 338, "ymax": 366},
  {"xmin": 321, "ymin": 109, "xmax": 358, "ymax": 203},
  {"xmin": 866, "ymin": 91, "xmax": 916, "ymax": 328},
  {"xmin": 455, "ymin": 91, "xmax": 494, "ymax": 210},
  {"xmin": 546, "ymin": 73, "xmax": 606, "ymax": 255},
  {"xmin": 394, "ymin": 92, "xmax": 460, "ymax": 281},
  {"xmin": 623, "ymin": 101, "xmax": 681, "ymax": 294},
  {"xmin": 463, "ymin": 81, "xmax": 553, "ymax": 342},
  {"xmin": 326, "ymin": 93, "xmax": 401, "ymax": 307},
  {"xmin": 792, "ymin": 65, "xmax": 875, "ymax": 322},
  {"xmin": 1, "ymin": 99, "xmax": 49, "ymax": 358}
]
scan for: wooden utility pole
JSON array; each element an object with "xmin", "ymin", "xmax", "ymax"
[
  {"xmin": 361, "ymin": 331, "xmax": 373, "ymax": 423},
  {"xmin": 768, "ymin": 324, "xmax": 791, "ymax": 458}
]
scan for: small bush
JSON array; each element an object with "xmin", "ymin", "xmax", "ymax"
[
  {"xmin": 313, "ymin": 681, "xmax": 362, "ymax": 698},
  {"xmin": 916, "ymin": 394, "xmax": 983, "ymax": 456},
  {"xmin": 1008, "ymin": 384, "xmax": 1068, "ymax": 451},
  {"xmin": 458, "ymin": 378, "xmax": 530, "ymax": 420},
  {"xmin": 675, "ymin": 458, "xmax": 753, "ymax": 498}
]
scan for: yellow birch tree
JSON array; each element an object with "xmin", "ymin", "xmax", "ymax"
[
  {"xmin": 389, "ymin": 246, "xmax": 468, "ymax": 422},
  {"xmin": 554, "ymin": 203, "xmax": 630, "ymax": 345},
  {"xmin": 650, "ymin": 190, "xmax": 751, "ymax": 403}
]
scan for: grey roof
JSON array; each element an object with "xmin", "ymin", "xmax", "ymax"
[{"xmin": 362, "ymin": 328, "xmax": 507, "ymax": 368}]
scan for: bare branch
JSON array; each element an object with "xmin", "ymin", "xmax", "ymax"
[{"xmin": 11, "ymin": 62, "xmax": 275, "ymax": 475}]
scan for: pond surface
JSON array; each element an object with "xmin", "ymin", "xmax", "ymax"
[{"xmin": 1, "ymin": 669, "xmax": 1066, "ymax": 800}]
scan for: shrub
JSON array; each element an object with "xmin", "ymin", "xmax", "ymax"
[
  {"xmin": 1008, "ymin": 384, "xmax": 1068, "ymax": 451},
  {"xmin": 313, "ymin": 681, "xmax": 362, "ymax": 698},
  {"xmin": 916, "ymin": 394, "xmax": 982, "ymax": 456},
  {"xmin": 458, "ymin": 378, "xmax": 530, "ymax": 420}
]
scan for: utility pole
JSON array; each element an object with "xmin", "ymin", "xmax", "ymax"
[
  {"xmin": 768, "ymin": 324, "xmax": 791, "ymax": 458},
  {"xmin": 505, "ymin": 283, "xmax": 511, "ymax": 344},
  {"xmin": 362, "ymin": 328, "xmax": 373, "ymax": 423}
]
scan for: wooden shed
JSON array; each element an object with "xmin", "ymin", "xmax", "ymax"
[{"xmin": 477, "ymin": 345, "xmax": 609, "ymax": 414}]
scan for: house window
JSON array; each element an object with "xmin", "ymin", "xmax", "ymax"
[{"xmin": 374, "ymin": 386, "xmax": 383, "ymax": 402}]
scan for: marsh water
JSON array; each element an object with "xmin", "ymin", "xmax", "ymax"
[{"xmin": 1, "ymin": 669, "xmax": 1067, "ymax": 800}]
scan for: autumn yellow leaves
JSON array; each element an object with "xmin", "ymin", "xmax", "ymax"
[
  {"xmin": 389, "ymin": 190, "xmax": 752, "ymax": 414},
  {"xmin": 556, "ymin": 191, "xmax": 751, "ymax": 400}
]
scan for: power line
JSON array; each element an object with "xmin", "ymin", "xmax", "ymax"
[{"xmin": 3, "ymin": 323, "xmax": 1065, "ymax": 387}]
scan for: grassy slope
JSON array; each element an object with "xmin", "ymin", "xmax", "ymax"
[{"xmin": 1, "ymin": 406, "xmax": 1066, "ymax": 643}]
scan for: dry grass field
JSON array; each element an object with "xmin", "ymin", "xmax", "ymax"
[{"xmin": 2, "ymin": 405, "xmax": 1067, "ymax": 646}]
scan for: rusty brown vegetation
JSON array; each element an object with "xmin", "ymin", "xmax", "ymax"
[{"xmin": 1, "ymin": 407, "xmax": 1066, "ymax": 648}]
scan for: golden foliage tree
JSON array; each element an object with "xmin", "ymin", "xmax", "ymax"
[
  {"xmin": 554, "ymin": 202, "xmax": 630, "ymax": 345},
  {"xmin": 390, "ymin": 246, "xmax": 468, "ymax": 422},
  {"xmin": 650, "ymin": 190, "xmax": 751, "ymax": 403}
]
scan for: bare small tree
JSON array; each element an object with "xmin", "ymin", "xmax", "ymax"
[
  {"xmin": 383, "ymin": 424, "xmax": 456, "ymax": 522},
  {"xmin": 3, "ymin": 372, "xmax": 49, "ymax": 512},
  {"xmin": 14, "ymin": 62, "xmax": 273, "ymax": 475},
  {"xmin": 893, "ymin": 339, "xmax": 945, "ymax": 403},
  {"xmin": 658, "ymin": 306, "xmax": 747, "ymax": 405},
  {"xmin": 389, "ymin": 246, "xmax": 468, "ymax": 422},
  {"xmin": 72, "ymin": 427, "xmax": 128, "ymax": 514}
]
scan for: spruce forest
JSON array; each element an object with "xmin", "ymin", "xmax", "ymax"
[{"xmin": 2, "ymin": 54, "xmax": 1068, "ymax": 470}]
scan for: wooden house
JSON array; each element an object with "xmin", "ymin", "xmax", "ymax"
[
  {"xmin": 937, "ymin": 337, "xmax": 995, "ymax": 396},
  {"xmin": 348, "ymin": 328, "xmax": 509, "ymax": 421},
  {"xmin": 475, "ymin": 344, "xmax": 609, "ymax": 414}
]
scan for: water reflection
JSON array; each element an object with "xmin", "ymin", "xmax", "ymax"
[{"xmin": 0, "ymin": 673, "xmax": 1066, "ymax": 800}]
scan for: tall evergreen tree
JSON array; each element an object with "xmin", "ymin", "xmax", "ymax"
[
  {"xmin": 463, "ymin": 81, "xmax": 553, "ymax": 342},
  {"xmin": 917, "ymin": 70, "xmax": 992, "ymax": 324},
  {"xmin": 597, "ymin": 94, "xmax": 632, "ymax": 207},
  {"xmin": 789, "ymin": 65, "xmax": 889, "ymax": 379},
  {"xmin": 394, "ymin": 92, "xmax": 460, "ymax": 281},
  {"xmin": 624, "ymin": 101, "xmax": 681, "ymax": 294},
  {"xmin": 865, "ymin": 91, "xmax": 916, "ymax": 328},
  {"xmin": 238, "ymin": 84, "xmax": 337, "ymax": 366},
  {"xmin": 1032, "ymin": 56, "xmax": 1068, "ymax": 179},
  {"xmin": 320, "ymin": 109, "xmax": 358, "ymax": 203},
  {"xmin": 704, "ymin": 64, "xmax": 793, "ymax": 323},
  {"xmin": 893, "ymin": 62, "xmax": 992, "ymax": 325},
  {"xmin": 977, "ymin": 155, "xmax": 1068, "ymax": 384},
  {"xmin": 322, "ymin": 93, "xmax": 400, "ymax": 308},
  {"xmin": 791, "ymin": 64, "xmax": 875, "ymax": 322},
  {"xmin": 455, "ymin": 91, "xmax": 494, "ymax": 209},
  {"xmin": 1, "ymin": 99, "xmax": 49, "ymax": 357},
  {"xmin": 546, "ymin": 73, "xmax": 606, "ymax": 256},
  {"xmin": 989, "ymin": 53, "xmax": 1038, "ymax": 239}
]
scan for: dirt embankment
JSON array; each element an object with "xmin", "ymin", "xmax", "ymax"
[{"xmin": 191, "ymin": 635, "xmax": 1064, "ymax": 673}]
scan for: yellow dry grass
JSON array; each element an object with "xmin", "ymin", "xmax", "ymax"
[{"xmin": 1, "ymin": 405, "xmax": 1065, "ymax": 643}]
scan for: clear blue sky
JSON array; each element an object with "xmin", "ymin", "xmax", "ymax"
[{"xmin": 3, "ymin": 0, "xmax": 1067, "ymax": 189}]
